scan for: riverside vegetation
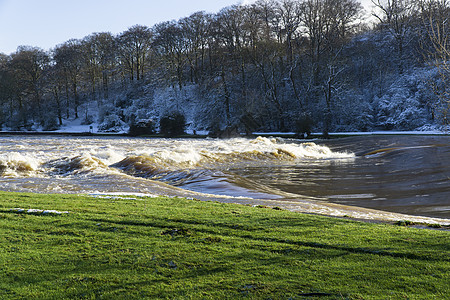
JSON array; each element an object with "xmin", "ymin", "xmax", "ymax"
[
  {"xmin": 0, "ymin": 191, "xmax": 449, "ymax": 299},
  {"xmin": 1, "ymin": 1, "xmax": 449, "ymax": 134}
]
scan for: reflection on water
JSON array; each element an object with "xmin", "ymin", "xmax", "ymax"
[{"xmin": 0, "ymin": 135, "xmax": 449, "ymax": 220}]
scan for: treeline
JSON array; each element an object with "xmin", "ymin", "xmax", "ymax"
[{"xmin": 0, "ymin": 0, "xmax": 448, "ymax": 133}]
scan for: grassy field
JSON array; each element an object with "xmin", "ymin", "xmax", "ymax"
[{"xmin": 0, "ymin": 191, "xmax": 448, "ymax": 299}]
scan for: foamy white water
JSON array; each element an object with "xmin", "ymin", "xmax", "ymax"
[
  {"xmin": 0, "ymin": 136, "xmax": 353, "ymax": 175},
  {"xmin": 0, "ymin": 136, "xmax": 352, "ymax": 195}
]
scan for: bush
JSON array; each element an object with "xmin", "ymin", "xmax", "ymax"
[
  {"xmin": 98, "ymin": 115, "xmax": 127, "ymax": 132},
  {"xmin": 159, "ymin": 112, "xmax": 186, "ymax": 137},
  {"xmin": 129, "ymin": 119, "xmax": 156, "ymax": 136}
]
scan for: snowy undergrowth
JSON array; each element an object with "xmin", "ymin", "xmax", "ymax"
[{"xmin": 8, "ymin": 66, "xmax": 445, "ymax": 135}]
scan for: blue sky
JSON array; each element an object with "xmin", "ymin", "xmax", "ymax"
[{"xmin": 0, "ymin": 0, "xmax": 373, "ymax": 55}]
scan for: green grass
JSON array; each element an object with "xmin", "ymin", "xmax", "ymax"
[{"xmin": 0, "ymin": 192, "xmax": 448, "ymax": 299}]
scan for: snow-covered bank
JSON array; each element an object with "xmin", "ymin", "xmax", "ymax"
[
  {"xmin": 255, "ymin": 130, "xmax": 449, "ymax": 136},
  {"xmin": 54, "ymin": 118, "xmax": 101, "ymax": 134},
  {"xmin": 1, "ymin": 126, "xmax": 448, "ymax": 137}
]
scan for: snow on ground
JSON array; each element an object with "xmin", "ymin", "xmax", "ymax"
[
  {"xmin": 185, "ymin": 129, "xmax": 209, "ymax": 135},
  {"xmin": 10, "ymin": 208, "xmax": 69, "ymax": 215},
  {"xmin": 54, "ymin": 118, "xmax": 103, "ymax": 134}
]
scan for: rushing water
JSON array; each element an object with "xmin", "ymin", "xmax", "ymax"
[{"xmin": 0, "ymin": 135, "xmax": 449, "ymax": 221}]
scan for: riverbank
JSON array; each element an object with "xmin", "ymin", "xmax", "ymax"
[
  {"xmin": 0, "ymin": 128, "xmax": 448, "ymax": 138},
  {"xmin": 0, "ymin": 191, "xmax": 449, "ymax": 299}
]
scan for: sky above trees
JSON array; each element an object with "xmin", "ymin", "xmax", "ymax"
[{"xmin": 0, "ymin": 0, "xmax": 373, "ymax": 55}]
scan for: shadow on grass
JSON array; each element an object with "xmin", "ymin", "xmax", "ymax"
[{"xmin": 89, "ymin": 216, "xmax": 446, "ymax": 262}]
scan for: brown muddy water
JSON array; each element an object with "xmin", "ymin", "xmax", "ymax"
[{"xmin": 0, "ymin": 135, "xmax": 448, "ymax": 221}]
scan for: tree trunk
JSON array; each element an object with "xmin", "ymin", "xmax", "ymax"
[
  {"xmin": 72, "ymin": 82, "xmax": 79, "ymax": 119},
  {"xmin": 221, "ymin": 66, "xmax": 231, "ymax": 126},
  {"xmin": 53, "ymin": 86, "xmax": 63, "ymax": 126}
]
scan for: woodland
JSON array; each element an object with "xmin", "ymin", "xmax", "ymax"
[{"xmin": 0, "ymin": 0, "xmax": 448, "ymax": 134}]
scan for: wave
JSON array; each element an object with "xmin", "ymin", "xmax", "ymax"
[
  {"xmin": 0, "ymin": 137, "xmax": 353, "ymax": 183},
  {"xmin": 112, "ymin": 155, "xmax": 170, "ymax": 177},
  {"xmin": 0, "ymin": 153, "xmax": 40, "ymax": 176},
  {"xmin": 111, "ymin": 137, "xmax": 354, "ymax": 181},
  {"xmin": 44, "ymin": 153, "xmax": 111, "ymax": 175}
]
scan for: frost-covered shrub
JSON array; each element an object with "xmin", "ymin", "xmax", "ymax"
[
  {"xmin": 330, "ymin": 92, "xmax": 374, "ymax": 132},
  {"xmin": 98, "ymin": 115, "xmax": 127, "ymax": 132},
  {"xmin": 374, "ymin": 92, "xmax": 427, "ymax": 130},
  {"xmin": 124, "ymin": 107, "xmax": 154, "ymax": 124},
  {"xmin": 98, "ymin": 104, "xmax": 115, "ymax": 125},
  {"xmin": 372, "ymin": 71, "xmax": 432, "ymax": 130},
  {"xmin": 349, "ymin": 101, "xmax": 374, "ymax": 131}
]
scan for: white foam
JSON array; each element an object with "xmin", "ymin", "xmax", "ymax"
[
  {"xmin": 244, "ymin": 137, "xmax": 354, "ymax": 160},
  {"xmin": 0, "ymin": 152, "xmax": 41, "ymax": 175},
  {"xmin": 155, "ymin": 147, "xmax": 204, "ymax": 165},
  {"xmin": 108, "ymin": 137, "xmax": 353, "ymax": 170},
  {"xmin": 90, "ymin": 148, "xmax": 126, "ymax": 165}
]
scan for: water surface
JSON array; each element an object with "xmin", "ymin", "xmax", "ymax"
[{"xmin": 0, "ymin": 135, "xmax": 448, "ymax": 220}]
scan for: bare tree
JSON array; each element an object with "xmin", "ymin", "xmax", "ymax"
[
  {"xmin": 53, "ymin": 39, "xmax": 84, "ymax": 118},
  {"xmin": 10, "ymin": 46, "xmax": 50, "ymax": 125},
  {"xmin": 153, "ymin": 21, "xmax": 188, "ymax": 89},
  {"xmin": 179, "ymin": 12, "xmax": 212, "ymax": 83},
  {"xmin": 421, "ymin": 0, "xmax": 449, "ymax": 125},
  {"xmin": 372, "ymin": 0, "xmax": 417, "ymax": 73},
  {"xmin": 82, "ymin": 32, "xmax": 117, "ymax": 101},
  {"xmin": 0, "ymin": 54, "xmax": 17, "ymax": 127},
  {"xmin": 301, "ymin": 0, "xmax": 363, "ymax": 84},
  {"xmin": 45, "ymin": 63, "xmax": 65, "ymax": 126},
  {"xmin": 301, "ymin": 0, "xmax": 329, "ymax": 84},
  {"xmin": 118, "ymin": 25, "xmax": 153, "ymax": 81},
  {"xmin": 254, "ymin": 0, "xmax": 279, "ymax": 42},
  {"xmin": 276, "ymin": 0, "xmax": 303, "ymax": 62},
  {"xmin": 329, "ymin": 0, "xmax": 364, "ymax": 40}
]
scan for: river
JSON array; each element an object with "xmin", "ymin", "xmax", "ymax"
[{"xmin": 0, "ymin": 135, "xmax": 449, "ymax": 223}]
